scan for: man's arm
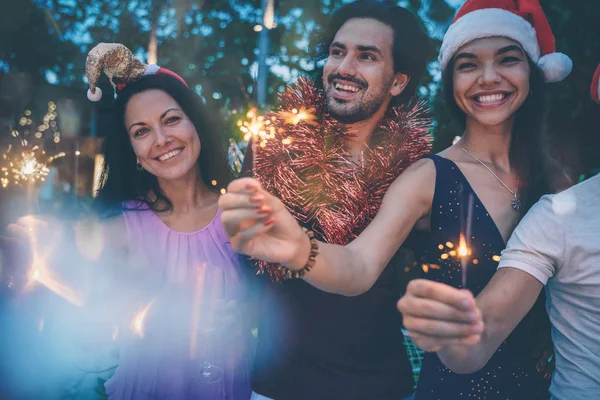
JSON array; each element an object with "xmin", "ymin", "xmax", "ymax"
[{"xmin": 437, "ymin": 268, "xmax": 544, "ymax": 373}]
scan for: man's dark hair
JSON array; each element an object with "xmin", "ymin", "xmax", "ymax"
[{"xmin": 315, "ymin": 0, "xmax": 432, "ymax": 106}]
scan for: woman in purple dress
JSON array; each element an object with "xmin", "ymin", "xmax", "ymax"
[
  {"xmin": 83, "ymin": 44, "xmax": 255, "ymax": 400},
  {"xmin": 3, "ymin": 43, "xmax": 254, "ymax": 399}
]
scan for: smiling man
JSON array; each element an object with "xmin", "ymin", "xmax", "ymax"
[{"xmin": 239, "ymin": 1, "xmax": 432, "ymax": 399}]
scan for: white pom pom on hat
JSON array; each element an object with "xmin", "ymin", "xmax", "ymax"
[
  {"xmin": 87, "ymin": 87, "xmax": 103, "ymax": 102},
  {"xmin": 538, "ymin": 52, "xmax": 572, "ymax": 83},
  {"xmin": 439, "ymin": 0, "xmax": 572, "ymax": 83}
]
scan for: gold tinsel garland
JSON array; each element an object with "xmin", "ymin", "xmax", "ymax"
[{"xmin": 254, "ymin": 78, "xmax": 432, "ymax": 280}]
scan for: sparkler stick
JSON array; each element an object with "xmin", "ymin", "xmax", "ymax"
[
  {"xmin": 30, "ymin": 265, "xmax": 84, "ymax": 307},
  {"xmin": 460, "ymin": 194, "xmax": 475, "ymax": 289}
]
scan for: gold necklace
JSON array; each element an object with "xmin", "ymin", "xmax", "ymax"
[{"xmin": 458, "ymin": 145, "xmax": 522, "ymax": 211}]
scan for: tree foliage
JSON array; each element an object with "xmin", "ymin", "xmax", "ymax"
[{"xmin": 1, "ymin": 0, "xmax": 598, "ymax": 175}]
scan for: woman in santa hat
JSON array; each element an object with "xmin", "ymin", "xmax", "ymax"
[
  {"xmin": 218, "ymin": 0, "xmax": 572, "ymax": 398},
  {"xmin": 396, "ymin": 63, "xmax": 600, "ymax": 400},
  {"xmin": 406, "ymin": 1, "xmax": 572, "ymax": 397}
]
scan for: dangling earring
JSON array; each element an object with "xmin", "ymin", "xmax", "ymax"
[{"xmin": 136, "ymin": 159, "xmax": 143, "ymax": 171}]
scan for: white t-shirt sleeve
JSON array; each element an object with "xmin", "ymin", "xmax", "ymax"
[{"xmin": 498, "ymin": 196, "xmax": 565, "ymax": 285}]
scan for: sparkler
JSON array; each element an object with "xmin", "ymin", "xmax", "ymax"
[
  {"xmin": 190, "ymin": 264, "xmax": 207, "ymax": 358},
  {"xmin": 18, "ymin": 217, "xmax": 85, "ymax": 306},
  {"xmin": 132, "ymin": 301, "xmax": 154, "ymax": 339},
  {"xmin": 28, "ymin": 262, "xmax": 85, "ymax": 307},
  {"xmin": 460, "ymin": 194, "xmax": 475, "ymax": 289},
  {"xmin": 237, "ymin": 106, "xmax": 317, "ymax": 148},
  {"xmin": 237, "ymin": 108, "xmax": 271, "ymax": 179},
  {"xmin": 238, "ymin": 108, "xmax": 270, "ymax": 145},
  {"xmin": 277, "ymin": 107, "xmax": 317, "ymax": 126},
  {"xmin": 28, "ymin": 265, "xmax": 85, "ymax": 307},
  {"xmin": 1, "ymin": 102, "xmax": 66, "ymax": 188}
]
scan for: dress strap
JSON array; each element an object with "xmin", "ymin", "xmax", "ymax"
[
  {"xmin": 423, "ymin": 154, "xmax": 463, "ymax": 198},
  {"xmin": 424, "ymin": 154, "xmax": 469, "ymax": 234}
]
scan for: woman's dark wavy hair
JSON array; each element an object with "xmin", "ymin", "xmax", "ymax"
[
  {"xmin": 94, "ymin": 73, "xmax": 234, "ymax": 217},
  {"xmin": 313, "ymin": 0, "xmax": 431, "ymax": 106},
  {"xmin": 443, "ymin": 55, "xmax": 568, "ymax": 214}
]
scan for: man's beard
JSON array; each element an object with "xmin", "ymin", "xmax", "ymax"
[{"xmin": 325, "ymin": 77, "xmax": 394, "ymax": 124}]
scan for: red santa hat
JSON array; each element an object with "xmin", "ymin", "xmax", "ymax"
[
  {"xmin": 591, "ymin": 64, "xmax": 600, "ymax": 104},
  {"xmin": 439, "ymin": 0, "xmax": 572, "ymax": 83},
  {"xmin": 85, "ymin": 43, "xmax": 188, "ymax": 102}
]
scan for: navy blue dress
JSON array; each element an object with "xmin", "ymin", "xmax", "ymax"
[{"xmin": 413, "ymin": 155, "xmax": 549, "ymax": 400}]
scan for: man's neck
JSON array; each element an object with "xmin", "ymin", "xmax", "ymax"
[{"xmin": 343, "ymin": 104, "xmax": 388, "ymax": 161}]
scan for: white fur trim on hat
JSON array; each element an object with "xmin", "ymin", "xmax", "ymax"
[
  {"xmin": 145, "ymin": 64, "xmax": 160, "ymax": 75},
  {"xmin": 538, "ymin": 52, "xmax": 572, "ymax": 83},
  {"xmin": 439, "ymin": 8, "xmax": 540, "ymax": 71}
]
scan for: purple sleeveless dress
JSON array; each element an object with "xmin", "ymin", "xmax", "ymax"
[{"xmin": 104, "ymin": 202, "xmax": 253, "ymax": 400}]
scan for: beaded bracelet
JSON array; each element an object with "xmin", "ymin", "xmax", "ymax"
[{"xmin": 275, "ymin": 227, "xmax": 320, "ymax": 279}]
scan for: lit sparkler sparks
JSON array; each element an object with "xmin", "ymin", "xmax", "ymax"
[
  {"xmin": 132, "ymin": 301, "xmax": 154, "ymax": 338},
  {"xmin": 435, "ymin": 200, "xmax": 472, "ymax": 289},
  {"xmin": 13, "ymin": 152, "xmax": 49, "ymax": 184},
  {"xmin": 21, "ymin": 218, "xmax": 85, "ymax": 307},
  {"xmin": 278, "ymin": 107, "xmax": 317, "ymax": 126},
  {"xmin": 29, "ymin": 264, "xmax": 85, "ymax": 307},
  {"xmin": 237, "ymin": 107, "xmax": 317, "ymax": 146},
  {"xmin": 238, "ymin": 108, "xmax": 272, "ymax": 146},
  {"xmin": 458, "ymin": 235, "xmax": 468, "ymax": 257},
  {"xmin": 1, "ymin": 102, "xmax": 66, "ymax": 188}
]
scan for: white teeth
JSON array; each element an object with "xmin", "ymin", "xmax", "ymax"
[
  {"xmin": 334, "ymin": 83, "xmax": 360, "ymax": 92},
  {"xmin": 476, "ymin": 93, "xmax": 506, "ymax": 104},
  {"xmin": 158, "ymin": 149, "xmax": 182, "ymax": 161}
]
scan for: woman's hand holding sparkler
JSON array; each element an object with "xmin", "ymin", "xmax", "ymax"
[
  {"xmin": 219, "ymin": 177, "xmax": 310, "ymax": 272},
  {"xmin": 397, "ymin": 279, "xmax": 484, "ymax": 352}
]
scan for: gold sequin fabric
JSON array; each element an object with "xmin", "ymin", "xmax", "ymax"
[{"xmin": 86, "ymin": 43, "xmax": 147, "ymax": 93}]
